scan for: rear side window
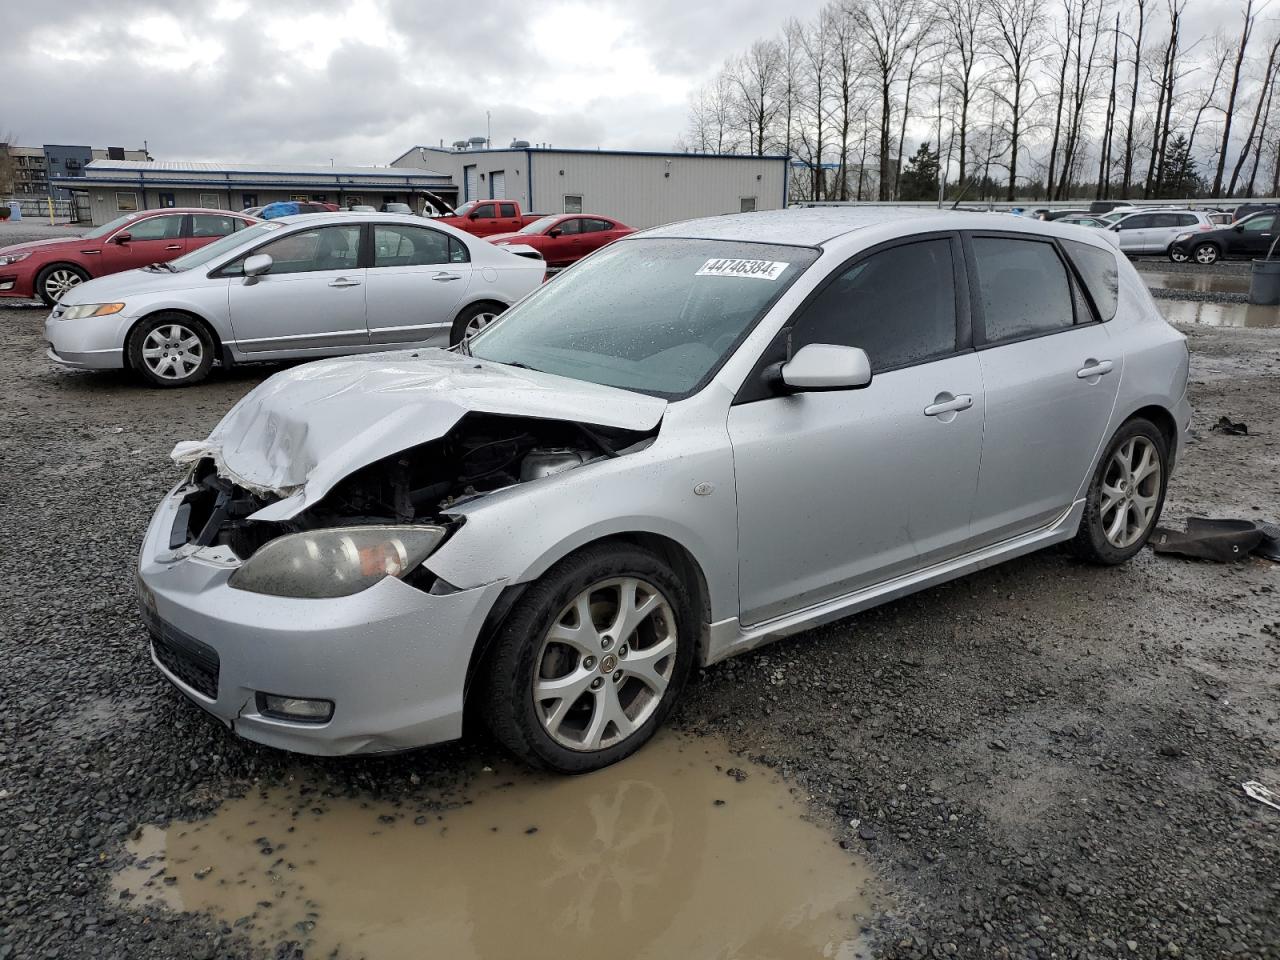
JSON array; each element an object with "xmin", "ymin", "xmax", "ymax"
[
  {"xmin": 791, "ymin": 238, "xmax": 957, "ymax": 371},
  {"xmin": 1063, "ymin": 240, "xmax": 1119, "ymax": 321},
  {"xmin": 499, "ymin": 203, "xmax": 517, "ymax": 217},
  {"xmin": 971, "ymin": 237, "xmax": 1073, "ymax": 342},
  {"xmin": 190, "ymin": 214, "xmax": 239, "ymax": 238},
  {"xmin": 1176, "ymin": 213, "xmax": 1200, "ymax": 227},
  {"xmin": 371, "ymin": 224, "xmax": 452, "ymax": 266}
]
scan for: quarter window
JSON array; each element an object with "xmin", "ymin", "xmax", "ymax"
[
  {"xmin": 244, "ymin": 225, "xmax": 361, "ymax": 275},
  {"xmin": 1062, "ymin": 240, "xmax": 1119, "ymax": 321},
  {"xmin": 371, "ymin": 224, "xmax": 466, "ymax": 266},
  {"xmin": 790, "ymin": 238, "xmax": 957, "ymax": 371},
  {"xmin": 971, "ymin": 237, "xmax": 1074, "ymax": 342},
  {"xmin": 125, "ymin": 215, "xmax": 184, "ymax": 241}
]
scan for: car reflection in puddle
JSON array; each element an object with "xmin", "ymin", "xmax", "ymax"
[
  {"xmin": 1158, "ymin": 299, "xmax": 1280, "ymax": 328},
  {"xmin": 114, "ymin": 732, "xmax": 877, "ymax": 959}
]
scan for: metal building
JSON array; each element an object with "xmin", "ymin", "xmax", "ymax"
[{"xmin": 391, "ymin": 143, "xmax": 789, "ymax": 228}]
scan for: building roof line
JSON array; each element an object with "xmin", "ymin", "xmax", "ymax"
[{"xmin": 397, "ymin": 144, "xmax": 790, "ymax": 162}]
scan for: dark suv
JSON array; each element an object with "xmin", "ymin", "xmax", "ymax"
[{"xmin": 1169, "ymin": 211, "xmax": 1278, "ymax": 264}]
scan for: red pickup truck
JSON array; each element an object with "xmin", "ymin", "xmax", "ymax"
[{"xmin": 434, "ymin": 200, "xmax": 547, "ymax": 237}]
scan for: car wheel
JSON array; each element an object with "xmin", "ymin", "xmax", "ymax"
[
  {"xmin": 126, "ymin": 313, "xmax": 216, "ymax": 388},
  {"xmin": 1193, "ymin": 243, "xmax": 1220, "ymax": 265},
  {"xmin": 1068, "ymin": 418, "xmax": 1168, "ymax": 565},
  {"xmin": 481, "ymin": 543, "xmax": 696, "ymax": 772},
  {"xmin": 35, "ymin": 264, "xmax": 89, "ymax": 306},
  {"xmin": 1168, "ymin": 244, "xmax": 1189, "ymax": 263},
  {"xmin": 449, "ymin": 302, "xmax": 505, "ymax": 346}
]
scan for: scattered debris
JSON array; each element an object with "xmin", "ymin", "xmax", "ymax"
[
  {"xmin": 1242, "ymin": 781, "xmax": 1279, "ymax": 812},
  {"xmin": 1150, "ymin": 518, "xmax": 1279, "ymax": 563},
  {"xmin": 1210, "ymin": 416, "xmax": 1249, "ymax": 435}
]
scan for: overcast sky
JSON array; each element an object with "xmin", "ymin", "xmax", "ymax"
[{"xmin": 0, "ymin": 0, "xmax": 829, "ymax": 167}]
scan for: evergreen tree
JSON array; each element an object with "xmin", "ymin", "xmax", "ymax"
[
  {"xmin": 1156, "ymin": 134, "xmax": 1202, "ymax": 198},
  {"xmin": 898, "ymin": 141, "xmax": 941, "ymax": 201}
]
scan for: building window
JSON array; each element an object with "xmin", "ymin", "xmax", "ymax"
[
  {"xmin": 198, "ymin": 193, "xmax": 222, "ymax": 209},
  {"xmin": 345, "ymin": 195, "xmax": 364, "ymax": 206},
  {"xmin": 241, "ymin": 193, "xmax": 258, "ymax": 209},
  {"xmin": 740, "ymin": 197, "xmax": 757, "ymax": 213},
  {"xmin": 564, "ymin": 194, "xmax": 583, "ymax": 214},
  {"xmin": 115, "ymin": 192, "xmax": 139, "ymax": 212},
  {"xmin": 290, "ymin": 194, "xmax": 309, "ymax": 202}
]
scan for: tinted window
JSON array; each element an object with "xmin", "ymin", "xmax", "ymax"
[
  {"xmin": 499, "ymin": 202, "xmax": 517, "ymax": 217},
  {"xmin": 473, "ymin": 203, "xmax": 496, "ymax": 218},
  {"xmin": 371, "ymin": 224, "xmax": 452, "ymax": 267},
  {"xmin": 126, "ymin": 215, "xmax": 183, "ymax": 241},
  {"xmin": 249, "ymin": 225, "xmax": 361, "ymax": 275},
  {"xmin": 581, "ymin": 218, "xmax": 613, "ymax": 232},
  {"xmin": 1120, "ymin": 214, "xmax": 1154, "ymax": 230},
  {"xmin": 971, "ymin": 237, "xmax": 1074, "ymax": 342},
  {"xmin": 790, "ymin": 239, "xmax": 957, "ymax": 371},
  {"xmin": 556, "ymin": 218, "xmax": 582, "ymax": 236},
  {"xmin": 1149, "ymin": 213, "xmax": 1179, "ymax": 228},
  {"xmin": 1176, "ymin": 213, "xmax": 1200, "ymax": 227},
  {"xmin": 190, "ymin": 214, "xmax": 240, "ymax": 238},
  {"xmin": 1063, "ymin": 240, "xmax": 1119, "ymax": 322},
  {"xmin": 1242, "ymin": 214, "xmax": 1275, "ymax": 232}
]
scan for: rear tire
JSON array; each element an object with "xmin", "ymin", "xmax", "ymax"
[
  {"xmin": 1068, "ymin": 418, "xmax": 1168, "ymax": 565},
  {"xmin": 35, "ymin": 263, "xmax": 88, "ymax": 306},
  {"xmin": 449, "ymin": 302, "xmax": 505, "ymax": 346},
  {"xmin": 480, "ymin": 543, "xmax": 696, "ymax": 773},
  {"xmin": 126, "ymin": 312, "xmax": 216, "ymax": 388}
]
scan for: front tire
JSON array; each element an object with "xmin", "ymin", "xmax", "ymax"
[
  {"xmin": 481, "ymin": 543, "xmax": 696, "ymax": 773},
  {"xmin": 449, "ymin": 302, "xmax": 505, "ymax": 346},
  {"xmin": 1168, "ymin": 244, "xmax": 1188, "ymax": 263},
  {"xmin": 126, "ymin": 313, "xmax": 216, "ymax": 388},
  {"xmin": 1068, "ymin": 418, "xmax": 1168, "ymax": 565},
  {"xmin": 1192, "ymin": 242, "xmax": 1220, "ymax": 265},
  {"xmin": 36, "ymin": 263, "xmax": 88, "ymax": 306}
]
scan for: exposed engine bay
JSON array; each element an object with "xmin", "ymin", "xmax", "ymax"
[{"xmin": 172, "ymin": 413, "xmax": 655, "ymax": 561}]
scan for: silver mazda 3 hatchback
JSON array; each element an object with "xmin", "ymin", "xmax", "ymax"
[{"xmin": 138, "ymin": 209, "xmax": 1192, "ymax": 772}]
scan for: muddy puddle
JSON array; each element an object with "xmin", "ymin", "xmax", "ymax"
[
  {"xmin": 114, "ymin": 733, "xmax": 877, "ymax": 959},
  {"xmin": 1142, "ymin": 271, "xmax": 1252, "ymax": 296},
  {"xmin": 1158, "ymin": 299, "xmax": 1280, "ymax": 328}
]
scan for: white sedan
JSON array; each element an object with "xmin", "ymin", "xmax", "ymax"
[{"xmin": 44, "ymin": 213, "xmax": 545, "ymax": 387}]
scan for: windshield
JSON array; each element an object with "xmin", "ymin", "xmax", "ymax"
[
  {"xmin": 83, "ymin": 212, "xmax": 141, "ymax": 239},
  {"xmin": 469, "ymin": 238, "xmax": 819, "ymax": 398},
  {"xmin": 453, "ymin": 201, "xmax": 478, "ymax": 217},
  {"xmin": 166, "ymin": 222, "xmax": 284, "ymax": 272},
  {"xmin": 517, "ymin": 216, "xmax": 559, "ymax": 235}
]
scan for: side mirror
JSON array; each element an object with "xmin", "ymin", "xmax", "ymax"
[
  {"xmin": 469, "ymin": 211, "xmax": 481, "ymax": 220},
  {"xmin": 113, "ymin": 232, "xmax": 132, "ymax": 244},
  {"xmin": 548, "ymin": 228, "xmax": 562, "ymax": 238},
  {"xmin": 778, "ymin": 344, "xmax": 872, "ymax": 392},
  {"xmin": 1234, "ymin": 225, "xmax": 1245, "ymax": 233},
  {"xmin": 242, "ymin": 253, "xmax": 273, "ymax": 284}
]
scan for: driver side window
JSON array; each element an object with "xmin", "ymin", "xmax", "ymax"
[
  {"xmin": 789, "ymin": 239, "xmax": 958, "ymax": 372},
  {"xmin": 235, "ymin": 225, "xmax": 362, "ymax": 276},
  {"xmin": 1242, "ymin": 214, "xmax": 1275, "ymax": 233},
  {"xmin": 126, "ymin": 215, "xmax": 184, "ymax": 241},
  {"xmin": 556, "ymin": 218, "xmax": 582, "ymax": 236}
]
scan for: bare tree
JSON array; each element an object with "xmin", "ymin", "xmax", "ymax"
[
  {"xmin": 1054, "ymin": 0, "xmax": 1108, "ymax": 200},
  {"xmin": 1227, "ymin": 30, "xmax": 1280, "ymax": 195},
  {"xmin": 797, "ymin": 11, "xmax": 837, "ymax": 200},
  {"xmin": 1211, "ymin": 0, "xmax": 1258, "ymax": 196},
  {"xmin": 1096, "ymin": 12, "xmax": 1121, "ymax": 197},
  {"xmin": 986, "ymin": 0, "xmax": 1046, "ymax": 199},
  {"xmin": 1119, "ymin": 0, "xmax": 1148, "ymax": 196},
  {"xmin": 936, "ymin": 0, "xmax": 986, "ymax": 189},
  {"xmin": 894, "ymin": 25, "xmax": 941, "ymax": 197},
  {"xmin": 828, "ymin": 4, "xmax": 865, "ymax": 199},
  {"xmin": 1244, "ymin": 63, "xmax": 1277, "ymax": 196},
  {"xmin": 731, "ymin": 40, "xmax": 786, "ymax": 156}
]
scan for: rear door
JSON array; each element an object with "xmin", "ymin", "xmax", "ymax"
[
  {"xmin": 364, "ymin": 223, "xmax": 473, "ymax": 346},
  {"xmin": 965, "ymin": 234, "xmax": 1121, "ymax": 544},
  {"xmin": 224, "ymin": 223, "xmax": 368, "ymax": 353},
  {"xmin": 100, "ymin": 213, "xmax": 187, "ymax": 271},
  {"xmin": 578, "ymin": 218, "xmax": 617, "ymax": 257},
  {"xmin": 728, "ymin": 235, "xmax": 985, "ymax": 624}
]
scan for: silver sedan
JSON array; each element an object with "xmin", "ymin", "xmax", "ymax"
[
  {"xmin": 138, "ymin": 209, "xmax": 1191, "ymax": 771},
  {"xmin": 45, "ymin": 213, "xmax": 545, "ymax": 387}
]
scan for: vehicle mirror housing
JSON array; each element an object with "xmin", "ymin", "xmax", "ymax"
[
  {"xmin": 113, "ymin": 232, "xmax": 132, "ymax": 244},
  {"xmin": 242, "ymin": 253, "xmax": 273, "ymax": 283},
  {"xmin": 469, "ymin": 212, "xmax": 481, "ymax": 220},
  {"xmin": 1234, "ymin": 224, "xmax": 1245, "ymax": 233},
  {"xmin": 548, "ymin": 229, "xmax": 562, "ymax": 238},
  {"xmin": 778, "ymin": 344, "xmax": 872, "ymax": 392}
]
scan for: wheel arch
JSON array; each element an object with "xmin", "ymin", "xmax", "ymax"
[
  {"xmin": 124, "ymin": 307, "xmax": 225, "ymax": 369},
  {"xmin": 1123, "ymin": 403, "xmax": 1178, "ymax": 466}
]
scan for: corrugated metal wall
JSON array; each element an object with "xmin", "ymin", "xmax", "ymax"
[{"xmin": 530, "ymin": 153, "xmax": 787, "ymax": 228}]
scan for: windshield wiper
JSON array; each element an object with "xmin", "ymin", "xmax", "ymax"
[{"xmin": 147, "ymin": 261, "xmax": 178, "ymax": 272}]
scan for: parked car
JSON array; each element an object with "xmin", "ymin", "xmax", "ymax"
[
  {"xmin": 487, "ymin": 215, "xmax": 634, "ymax": 267},
  {"xmin": 347, "ymin": 204, "xmax": 377, "ymax": 213},
  {"xmin": 1110, "ymin": 210, "xmax": 1215, "ymax": 257},
  {"xmin": 45, "ymin": 213, "xmax": 545, "ymax": 387},
  {"xmin": 436, "ymin": 199, "xmax": 548, "ymax": 237},
  {"xmin": 1056, "ymin": 215, "xmax": 1110, "ymax": 228},
  {"xmin": 1168, "ymin": 210, "xmax": 1278, "ymax": 264},
  {"xmin": 244, "ymin": 202, "xmax": 338, "ymax": 219},
  {"xmin": 380, "ymin": 202, "xmax": 413, "ymax": 214},
  {"xmin": 1089, "ymin": 199, "xmax": 1137, "ymax": 214},
  {"xmin": 1042, "ymin": 209, "xmax": 1091, "ymax": 221},
  {"xmin": 0, "ymin": 208, "xmax": 258, "ymax": 306},
  {"xmin": 134, "ymin": 209, "xmax": 1190, "ymax": 772},
  {"xmin": 1232, "ymin": 202, "xmax": 1278, "ymax": 223},
  {"xmin": 1205, "ymin": 211, "xmax": 1235, "ymax": 226}
]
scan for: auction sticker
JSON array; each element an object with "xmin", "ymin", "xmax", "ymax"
[{"xmin": 696, "ymin": 258, "xmax": 790, "ymax": 280}]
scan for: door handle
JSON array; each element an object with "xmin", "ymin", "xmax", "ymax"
[
  {"xmin": 432, "ymin": 272, "xmax": 461, "ymax": 282},
  {"xmin": 1076, "ymin": 359, "xmax": 1114, "ymax": 379},
  {"xmin": 163, "ymin": 244, "xmax": 182, "ymax": 250},
  {"xmin": 924, "ymin": 394, "xmax": 974, "ymax": 417},
  {"xmin": 328, "ymin": 278, "xmax": 361, "ymax": 288}
]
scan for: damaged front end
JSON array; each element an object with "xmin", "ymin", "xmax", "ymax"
[{"xmin": 168, "ymin": 412, "xmax": 655, "ymax": 594}]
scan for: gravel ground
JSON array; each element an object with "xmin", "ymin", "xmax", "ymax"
[
  {"xmin": 1131, "ymin": 258, "xmax": 1256, "ymax": 277},
  {"xmin": 1149, "ymin": 287, "xmax": 1249, "ymax": 305},
  {"xmin": 1, "ymin": 300, "xmax": 1277, "ymax": 960}
]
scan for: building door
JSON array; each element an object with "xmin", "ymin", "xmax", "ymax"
[
  {"xmin": 242, "ymin": 194, "xmax": 258, "ymax": 209},
  {"xmin": 490, "ymin": 170, "xmax": 505, "ymax": 199},
  {"xmin": 464, "ymin": 165, "xmax": 478, "ymax": 202},
  {"xmin": 158, "ymin": 192, "xmax": 176, "ymax": 208}
]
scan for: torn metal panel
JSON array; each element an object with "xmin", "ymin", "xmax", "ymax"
[{"xmin": 172, "ymin": 348, "xmax": 665, "ymax": 520}]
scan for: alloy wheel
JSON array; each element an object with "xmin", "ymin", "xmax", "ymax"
[
  {"xmin": 1099, "ymin": 436, "xmax": 1162, "ymax": 549},
  {"xmin": 1169, "ymin": 247, "xmax": 1188, "ymax": 263},
  {"xmin": 44, "ymin": 269, "xmax": 83, "ymax": 302},
  {"xmin": 1194, "ymin": 245, "xmax": 1218, "ymax": 265},
  {"xmin": 464, "ymin": 311, "xmax": 498, "ymax": 340},
  {"xmin": 141, "ymin": 323, "xmax": 203, "ymax": 381},
  {"xmin": 534, "ymin": 577, "xmax": 677, "ymax": 752}
]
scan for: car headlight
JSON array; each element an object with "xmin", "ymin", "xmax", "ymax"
[
  {"xmin": 58, "ymin": 302, "xmax": 125, "ymax": 320},
  {"xmin": 228, "ymin": 525, "xmax": 448, "ymax": 598},
  {"xmin": 0, "ymin": 251, "xmax": 30, "ymax": 267},
  {"xmin": 1173, "ymin": 233, "xmax": 1193, "ymax": 242}
]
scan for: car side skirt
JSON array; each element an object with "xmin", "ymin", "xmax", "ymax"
[{"xmin": 703, "ymin": 499, "xmax": 1087, "ymax": 666}]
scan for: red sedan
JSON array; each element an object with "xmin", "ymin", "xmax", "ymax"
[
  {"xmin": 487, "ymin": 214, "xmax": 633, "ymax": 268},
  {"xmin": 0, "ymin": 207, "xmax": 259, "ymax": 305}
]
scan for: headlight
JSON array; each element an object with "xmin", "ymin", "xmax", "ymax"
[
  {"xmin": 228, "ymin": 525, "xmax": 447, "ymax": 598},
  {"xmin": 1174, "ymin": 233, "xmax": 1193, "ymax": 242},
  {"xmin": 59, "ymin": 302, "xmax": 125, "ymax": 320},
  {"xmin": 0, "ymin": 251, "xmax": 30, "ymax": 267}
]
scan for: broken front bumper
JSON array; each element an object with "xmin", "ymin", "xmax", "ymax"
[{"xmin": 137, "ymin": 482, "xmax": 505, "ymax": 755}]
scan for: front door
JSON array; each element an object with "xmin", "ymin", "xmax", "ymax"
[
  {"xmin": 99, "ymin": 213, "xmax": 187, "ymax": 271},
  {"xmin": 225, "ymin": 223, "xmax": 368, "ymax": 353},
  {"xmin": 729, "ymin": 235, "xmax": 985, "ymax": 625},
  {"xmin": 364, "ymin": 223, "xmax": 472, "ymax": 346},
  {"xmin": 1113, "ymin": 213, "xmax": 1155, "ymax": 253},
  {"xmin": 544, "ymin": 217, "xmax": 585, "ymax": 266},
  {"xmin": 965, "ymin": 234, "xmax": 1121, "ymax": 543}
]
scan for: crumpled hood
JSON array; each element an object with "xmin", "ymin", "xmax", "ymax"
[{"xmin": 172, "ymin": 348, "xmax": 667, "ymax": 521}]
